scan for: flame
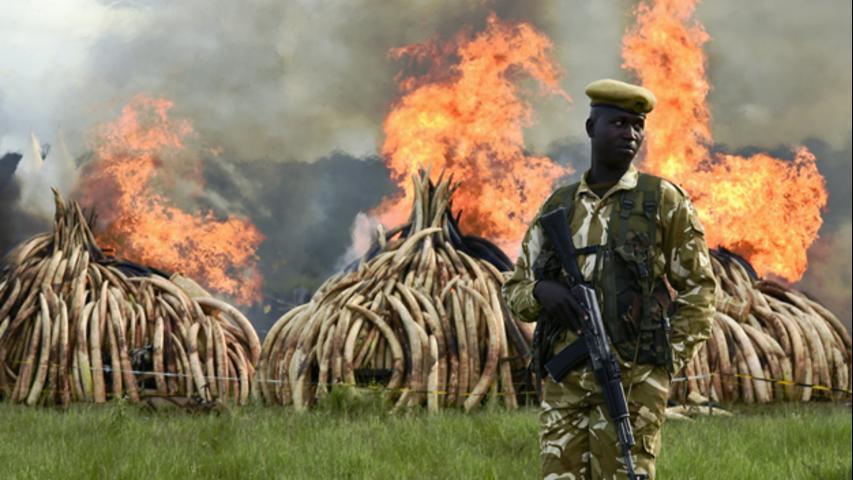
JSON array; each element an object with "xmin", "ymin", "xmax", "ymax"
[
  {"xmin": 622, "ymin": 0, "xmax": 827, "ymax": 281},
  {"xmin": 378, "ymin": 14, "xmax": 571, "ymax": 254},
  {"xmin": 78, "ymin": 95, "xmax": 264, "ymax": 304}
]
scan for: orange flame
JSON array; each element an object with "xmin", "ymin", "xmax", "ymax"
[
  {"xmin": 378, "ymin": 14, "xmax": 571, "ymax": 254},
  {"xmin": 78, "ymin": 95, "xmax": 264, "ymax": 304},
  {"xmin": 622, "ymin": 0, "xmax": 827, "ymax": 281}
]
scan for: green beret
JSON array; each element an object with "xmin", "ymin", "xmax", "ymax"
[{"xmin": 585, "ymin": 79, "xmax": 656, "ymax": 115}]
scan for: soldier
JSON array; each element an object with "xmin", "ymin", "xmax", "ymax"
[{"xmin": 502, "ymin": 79, "xmax": 716, "ymax": 479}]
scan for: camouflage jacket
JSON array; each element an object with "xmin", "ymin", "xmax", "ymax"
[{"xmin": 502, "ymin": 165, "xmax": 717, "ymax": 387}]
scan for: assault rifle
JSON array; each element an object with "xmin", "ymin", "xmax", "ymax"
[{"xmin": 539, "ymin": 207, "xmax": 642, "ymax": 480}]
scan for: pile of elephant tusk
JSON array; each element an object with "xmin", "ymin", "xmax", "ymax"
[
  {"xmin": 257, "ymin": 172, "xmax": 533, "ymax": 411},
  {"xmin": 2, "ymin": 188, "xmax": 848, "ymax": 411},
  {"xmin": 0, "ymin": 192, "xmax": 260, "ymax": 406},
  {"xmin": 670, "ymin": 250, "xmax": 851, "ymax": 404}
]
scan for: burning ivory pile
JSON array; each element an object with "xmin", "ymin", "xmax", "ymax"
[
  {"xmin": 0, "ymin": 192, "xmax": 260, "ymax": 406},
  {"xmin": 671, "ymin": 250, "xmax": 851, "ymax": 404},
  {"xmin": 258, "ymin": 172, "xmax": 532, "ymax": 411}
]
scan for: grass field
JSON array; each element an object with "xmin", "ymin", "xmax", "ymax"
[{"xmin": 0, "ymin": 393, "xmax": 849, "ymax": 479}]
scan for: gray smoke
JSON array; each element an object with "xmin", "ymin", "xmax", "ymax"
[
  {"xmin": 0, "ymin": 153, "xmax": 49, "ymax": 256},
  {"xmin": 697, "ymin": 1, "xmax": 853, "ymax": 150},
  {"xmin": 43, "ymin": 0, "xmax": 582, "ymax": 163},
  {"xmin": 198, "ymin": 151, "xmax": 395, "ymax": 334},
  {"xmin": 793, "ymin": 138, "xmax": 853, "ymax": 328}
]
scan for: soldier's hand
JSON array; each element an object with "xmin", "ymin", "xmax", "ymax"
[{"xmin": 533, "ymin": 280, "xmax": 585, "ymax": 333}]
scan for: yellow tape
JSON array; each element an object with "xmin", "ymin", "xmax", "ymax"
[
  {"xmin": 5, "ymin": 358, "xmax": 851, "ymax": 398},
  {"xmin": 695, "ymin": 371, "xmax": 852, "ymax": 396}
]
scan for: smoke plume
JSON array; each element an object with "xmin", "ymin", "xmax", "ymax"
[{"xmin": 0, "ymin": 153, "xmax": 49, "ymax": 256}]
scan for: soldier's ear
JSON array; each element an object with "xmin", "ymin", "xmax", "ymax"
[{"xmin": 585, "ymin": 117, "xmax": 595, "ymax": 138}]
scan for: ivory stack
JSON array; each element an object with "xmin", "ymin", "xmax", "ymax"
[{"xmin": 0, "ymin": 192, "xmax": 260, "ymax": 406}]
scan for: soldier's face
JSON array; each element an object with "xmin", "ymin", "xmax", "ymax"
[{"xmin": 587, "ymin": 108, "xmax": 646, "ymax": 167}]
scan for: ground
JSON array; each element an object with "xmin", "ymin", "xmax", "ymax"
[{"xmin": 0, "ymin": 392, "xmax": 849, "ymax": 479}]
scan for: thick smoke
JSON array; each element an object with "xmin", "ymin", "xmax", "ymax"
[
  {"xmin": 795, "ymin": 138, "xmax": 853, "ymax": 328},
  {"xmin": 1, "ymin": 1, "xmax": 850, "ymax": 328},
  {"xmin": 0, "ymin": 153, "xmax": 49, "ymax": 257},
  {"xmin": 800, "ymin": 223, "xmax": 852, "ymax": 329},
  {"xmin": 697, "ymin": 1, "xmax": 853, "ymax": 150},
  {"xmin": 201, "ymin": 151, "xmax": 396, "ymax": 334},
  {"xmin": 44, "ymin": 0, "xmax": 573, "ymax": 163}
]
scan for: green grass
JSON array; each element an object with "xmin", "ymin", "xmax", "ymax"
[
  {"xmin": 0, "ymin": 393, "xmax": 849, "ymax": 479},
  {"xmin": 659, "ymin": 403, "xmax": 851, "ymax": 480}
]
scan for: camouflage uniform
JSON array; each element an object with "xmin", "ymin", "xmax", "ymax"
[{"xmin": 503, "ymin": 165, "xmax": 716, "ymax": 479}]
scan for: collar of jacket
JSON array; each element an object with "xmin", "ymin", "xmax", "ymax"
[{"xmin": 577, "ymin": 164, "xmax": 640, "ymax": 201}]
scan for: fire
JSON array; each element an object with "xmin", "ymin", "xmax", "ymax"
[
  {"xmin": 622, "ymin": 0, "xmax": 827, "ymax": 281},
  {"xmin": 77, "ymin": 95, "xmax": 264, "ymax": 304},
  {"xmin": 378, "ymin": 14, "xmax": 571, "ymax": 254}
]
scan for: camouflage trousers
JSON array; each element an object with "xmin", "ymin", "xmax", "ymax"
[{"xmin": 539, "ymin": 367, "xmax": 671, "ymax": 480}]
